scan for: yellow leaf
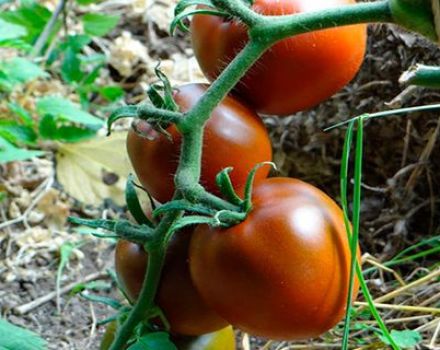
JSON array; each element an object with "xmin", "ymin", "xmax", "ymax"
[{"xmin": 56, "ymin": 132, "xmax": 132, "ymax": 206}]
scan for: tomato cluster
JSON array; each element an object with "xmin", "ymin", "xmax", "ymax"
[{"xmin": 114, "ymin": 0, "xmax": 364, "ymax": 347}]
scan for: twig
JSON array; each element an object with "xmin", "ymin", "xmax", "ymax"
[
  {"xmin": 357, "ymin": 268, "xmax": 440, "ymax": 312},
  {"xmin": 31, "ymin": 0, "xmax": 68, "ymax": 57},
  {"xmin": 14, "ymin": 271, "xmax": 108, "ymax": 315},
  {"xmin": 354, "ymin": 302, "xmax": 440, "ymax": 314}
]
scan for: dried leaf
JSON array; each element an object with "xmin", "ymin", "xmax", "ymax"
[{"xmin": 55, "ymin": 132, "xmax": 132, "ymax": 205}]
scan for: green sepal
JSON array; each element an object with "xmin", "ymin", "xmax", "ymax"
[
  {"xmin": 153, "ymin": 64, "xmax": 179, "ymax": 112},
  {"xmin": 242, "ymin": 162, "xmax": 276, "ymax": 212},
  {"xmin": 390, "ymin": 0, "xmax": 439, "ymax": 43},
  {"xmin": 170, "ymin": 8, "xmax": 228, "ymax": 35},
  {"xmin": 79, "ymin": 292, "xmax": 124, "ymax": 310},
  {"xmin": 126, "ymin": 174, "xmax": 155, "ymax": 227},
  {"xmin": 107, "ymin": 105, "xmax": 138, "ymax": 135},
  {"xmin": 215, "ymin": 167, "xmax": 243, "ymax": 206}
]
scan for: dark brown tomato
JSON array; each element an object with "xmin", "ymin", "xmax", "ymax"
[
  {"xmin": 190, "ymin": 0, "xmax": 367, "ymax": 116},
  {"xmin": 115, "ymin": 230, "xmax": 228, "ymax": 336},
  {"xmin": 126, "ymin": 83, "xmax": 272, "ymax": 203},
  {"xmin": 189, "ymin": 177, "xmax": 360, "ymax": 340}
]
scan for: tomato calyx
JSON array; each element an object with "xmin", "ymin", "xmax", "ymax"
[{"xmin": 153, "ymin": 162, "xmax": 276, "ymax": 232}]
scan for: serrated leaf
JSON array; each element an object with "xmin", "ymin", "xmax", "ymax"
[
  {"xmin": 82, "ymin": 13, "xmax": 120, "ymax": 37},
  {"xmin": 0, "ymin": 18, "xmax": 26, "ymax": 41},
  {"xmin": 0, "ymin": 137, "xmax": 44, "ymax": 163},
  {"xmin": 0, "ymin": 57, "xmax": 48, "ymax": 85},
  {"xmin": 37, "ymin": 96, "xmax": 103, "ymax": 126},
  {"xmin": 55, "ymin": 132, "xmax": 132, "ymax": 205},
  {"xmin": 0, "ymin": 318, "xmax": 47, "ymax": 350},
  {"xmin": 128, "ymin": 332, "xmax": 177, "ymax": 350}
]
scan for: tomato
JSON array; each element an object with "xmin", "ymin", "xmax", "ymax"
[
  {"xmin": 173, "ymin": 326, "xmax": 236, "ymax": 350},
  {"xmin": 100, "ymin": 322, "xmax": 235, "ymax": 350},
  {"xmin": 189, "ymin": 177, "xmax": 360, "ymax": 340},
  {"xmin": 126, "ymin": 83, "xmax": 272, "ymax": 203},
  {"xmin": 114, "ymin": 230, "xmax": 228, "ymax": 336},
  {"xmin": 190, "ymin": 0, "xmax": 367, "ymax": 116}
]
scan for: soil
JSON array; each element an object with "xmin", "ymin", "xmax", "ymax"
[{"xmin": 0, "ymin": 3, "xmax": 439, "ymax": 350}]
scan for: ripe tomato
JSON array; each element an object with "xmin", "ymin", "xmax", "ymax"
[
  {"xmin": 190, "ymin": 0, "xmax": 367, "ymax": 116},
  {"xmin": 126, "ymin": 83, "xmax": 272, "ymax": 203},
  {"xmin": 189, "ymin": 177, "xmax": 360, "ymax": 340},
  {"xmin": 115, "ymin": 230, "xmax": 228, "ymax": 336}
]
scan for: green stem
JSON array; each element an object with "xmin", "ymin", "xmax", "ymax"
[
  {"xmin": 211, "ymin": 0, "xmax": 262, "ymax": 26},
  {"xmin": 178, "ymin": 40, "xmax": 269, "ymax": 131},
  {"xmin": 109, "ymin": 212, "xmax": 180, "ymax": 350},
  {"xmin": 253, "ymin": 0, "xmax": 393, "ymax": 43},
  {"xmin": 109, "ymin": 247, "xmax": 166, "ymax": 350},
  {"xmin": 400, "ymin": 64, "xmax": 440, "ymax": 88}
]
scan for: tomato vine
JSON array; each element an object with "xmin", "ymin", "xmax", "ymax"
[{"xmin": 68, "ymin": 0, "xmax": 440, "ymax": 349}]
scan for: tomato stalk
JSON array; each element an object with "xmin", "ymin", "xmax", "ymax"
[
  {"xmin": 109, "ymin": 212, "xmax": 181, "ymax": 350},
  {"xmin": 105, "ymin": 0, "xmax": 433, "ymax": 347}
]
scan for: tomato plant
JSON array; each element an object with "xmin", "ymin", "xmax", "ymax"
[
  {"xmin": 190, "ymin": 0, "xmax": 367, "ymax": 116},
  {"xmin": 115, "ymin": 230, "xmax": 228, "ymax": 336},
  {"xmin": 189, "ymin": 177, "xmax": 360, "ymax": 340},
  {"xmin": 126, "ymin": 83, "xmax": 272, "ymax": 203}
]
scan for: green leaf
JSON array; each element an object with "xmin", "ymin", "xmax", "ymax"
[
  {"xmin": 127, "ymin": 332, "xmax": 177, "ymax": 350},
  {"xmin": 39, "ymin": 114, "xmax": 97, "ymax": 142},
  {"xmin": 0, "ymin": 137, "xmax": 44, "ymax": 163},
  {"xmin": 61, "ymin": 47, "xmax": 83, "ymax": 83},
  {"xmin": 0, "ymin": 57, "xmax": 48, "ymax": 85},
  {"xmin": 0, "ymin": 318, "xmax": 47, "ymax": 350},
  {"xmin": 8, "ymin": 102, "xmax": 34, "ymax": 126},
  {"xmin": 58, "ymin": 34, "xmax": 92, "ymax": 55},
  {"xmin": 380, "ymin": 330, "xmax": 422, "ymax": 349},
  {"xmin": 0, "ymin": 18, "xmax": 27, "ymax": 41},
  {"xmin": 37, "ymin": 96, "xmax": 104, "ymax": 126},
  {"xmin": 99, "ymin": 85, "xmax": 124, "ymax": 102},
  {"xmin": 82, "ymin": 13, "xmax": 120, "ymax": 37},
  {"xmin": 0, "ymin": 121, "xmax": 37, "ymax": 145},
  {"xmin": 0, "ymin": 2, "xmax": 51, "ymax": 43},
  {"xmin": 38, "ymin": 114, "xmax": 58, "ymax": 139},
  {"xmin": 0, "ymin": 192, "xmax": 6, "ymax": 203}
]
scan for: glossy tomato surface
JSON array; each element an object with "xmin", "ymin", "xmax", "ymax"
[
  {"xmin": 115, "ymin": 230, "xmax": 228, "ymax": 336},
  {"xmin": 191, "ymin": 0, "xmax": 366, "ymax": 116},
  {"xmin": 189, "ymin": 177, "xmax": 360, "ymax": 340},
  {"xmin": 126, "ymin": 83, "xmax": 272, "ymax": 203}
]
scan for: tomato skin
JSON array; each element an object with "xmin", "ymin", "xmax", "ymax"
[
  {"xmin": 126, "ymin": 84, "xmax": 272, "ymax": 203},
  {"xmin": 189, "ymin": 177, "xmax": 360, "ymax": 340},
  {"xmin": 190, "ymin": 0, "xmax": 367, "ymax": 116},
  {"xmin": 115, "ymin": 230, "xmax": 228, "ymax": 336}
]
